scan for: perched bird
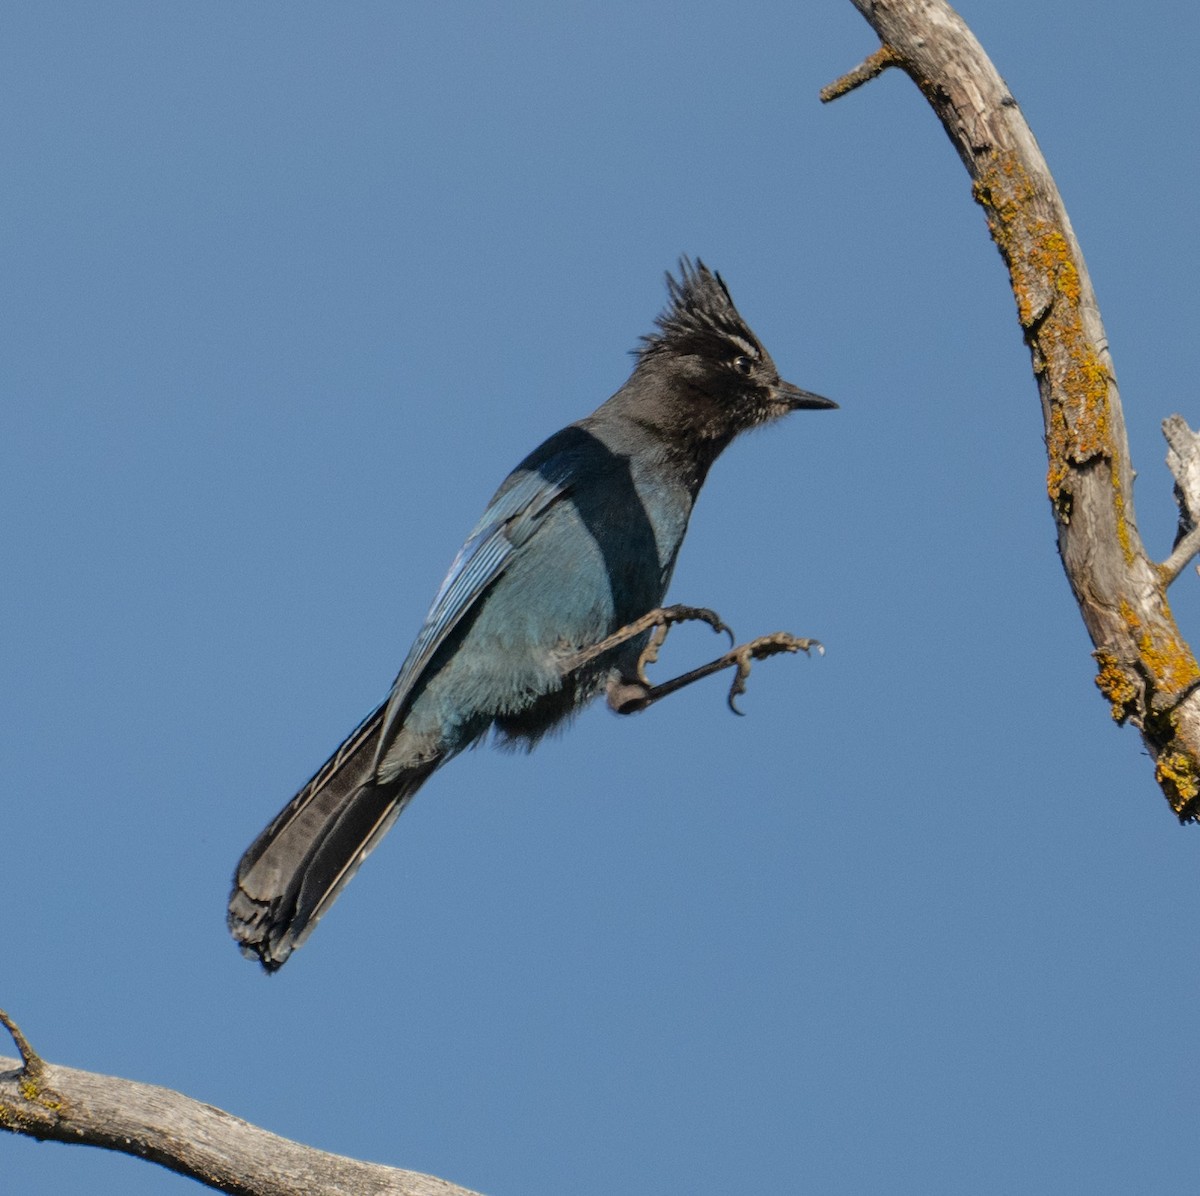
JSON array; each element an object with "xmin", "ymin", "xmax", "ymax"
[{"xmin": 229, "ymin": 258, "xmax": 835, "ymax": 970}]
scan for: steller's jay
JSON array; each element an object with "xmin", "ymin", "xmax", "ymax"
[{"xmin": 229, "ymin": 258, "xmax": 836, "ymax": 970}]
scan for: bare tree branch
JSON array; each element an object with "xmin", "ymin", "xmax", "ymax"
[
  {"xmin": 1163, "ymin": 415, "xmax": 1200, "ymax": 585},
  {"xmin": 0, "ymin": 1010, "xmax": 483, "ymax": 1196},
  {"xmin": 824, "ymin": 0, "xmax": 1200, "ymax": 818}
]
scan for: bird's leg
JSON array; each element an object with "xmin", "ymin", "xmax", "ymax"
[
  {"xmin": 607, "ymin": 632, "xmax": 823, "ymax": 717},
  {"xmin": 567, "ymin": 604, "xmax": 734, "ymax": 684}
]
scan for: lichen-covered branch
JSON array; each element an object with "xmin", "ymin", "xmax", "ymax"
[
  {"xmin": 824, "ymin": 0, "xmax": 1200, "ymax": 818},
  {"xmin": 0, "ymin": 1010, "xmax": 483, "ymax": 1196}
]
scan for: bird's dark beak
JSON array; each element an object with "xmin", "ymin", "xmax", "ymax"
[{"xmin": 777, "ymin": 379, "xmax": 838, "ymax": 410}]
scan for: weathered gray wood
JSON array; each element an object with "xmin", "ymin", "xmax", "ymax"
[
  {"xmin": 0, "ymin": 1013, "xmax": 483, "ymax": 1196},
  {"xmin": 824, "ymin": 0, "xmax": 1200, "ymax": 817},
  {"xmin": 1163, "ymin": 415, "xmax": 1200, "ymax": 584}
]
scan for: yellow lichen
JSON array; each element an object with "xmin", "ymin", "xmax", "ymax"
[
  {"xmin": 1045, "ymin": 403, "xmax": 1071, "ymax": 513},
  {"xmin": 1119, "ymin": 599, "xmax": 1200, "ymax": 696},
  {"xmin": 1093, "ymin": 650, "xmax": 1138, "ymax": 723},
  {"xmin": 1111, "ymin": 463, "xmax": 1133, "ymax": 565},
  {"xmin": 1155, "ymin": 750, "xmax": 1200, "ymax": 818},
  {"xmin": 972, "ymin": 150, "xmax": 1131, "ymax": 556},
  {"xmin": 16, "ymin": 1074, "xmax": 62, "ymax": 1113}
]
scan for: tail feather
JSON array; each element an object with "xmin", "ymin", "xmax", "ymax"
[{"xmin": 229, "ymin": 703, "xmax": 438, "ymax": 971}]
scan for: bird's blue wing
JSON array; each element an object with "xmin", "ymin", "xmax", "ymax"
[{"xmin": 373, "ymin": 460, "xmax": 574, "ymax": 763}]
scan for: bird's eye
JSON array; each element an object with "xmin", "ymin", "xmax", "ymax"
[{"xmin": 732, "ymin": 355, "xmax": 754, "ymax": 376}]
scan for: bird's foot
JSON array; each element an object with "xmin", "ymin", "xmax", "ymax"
[{"xmin": 607, "ymin": 628, "xmax": 822, "ymax": 716}]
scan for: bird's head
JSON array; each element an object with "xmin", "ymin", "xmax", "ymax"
[{"xmin": 634, "ymin": 258, "xmax": 836, "ymax": 444}]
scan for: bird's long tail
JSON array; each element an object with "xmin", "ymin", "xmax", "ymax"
[{"xmin": 228, "ymin": 703, "xmax": 440, "ymax": 971}]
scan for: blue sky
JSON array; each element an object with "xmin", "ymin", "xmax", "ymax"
[{"xmin": 4, "ymin": 3, "xmax": 1198, "ymax": 1193}]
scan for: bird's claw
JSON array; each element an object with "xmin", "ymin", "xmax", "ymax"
[
  {"xmin": 608, "ymin": 625, "xmax": 822, "ymax": 717},
  {"xmin": 726, "ymin": 633, "xmax": 823, "ymax": 714}
]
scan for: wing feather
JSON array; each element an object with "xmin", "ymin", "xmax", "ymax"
[{"xmin": 372, "ymin": 462, "xmax": 572, "ymax": 764}]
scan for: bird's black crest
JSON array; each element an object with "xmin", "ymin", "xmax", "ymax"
[{"xmin": 637, "ymin": 257, "xmax": 762, "ymax": 364}]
